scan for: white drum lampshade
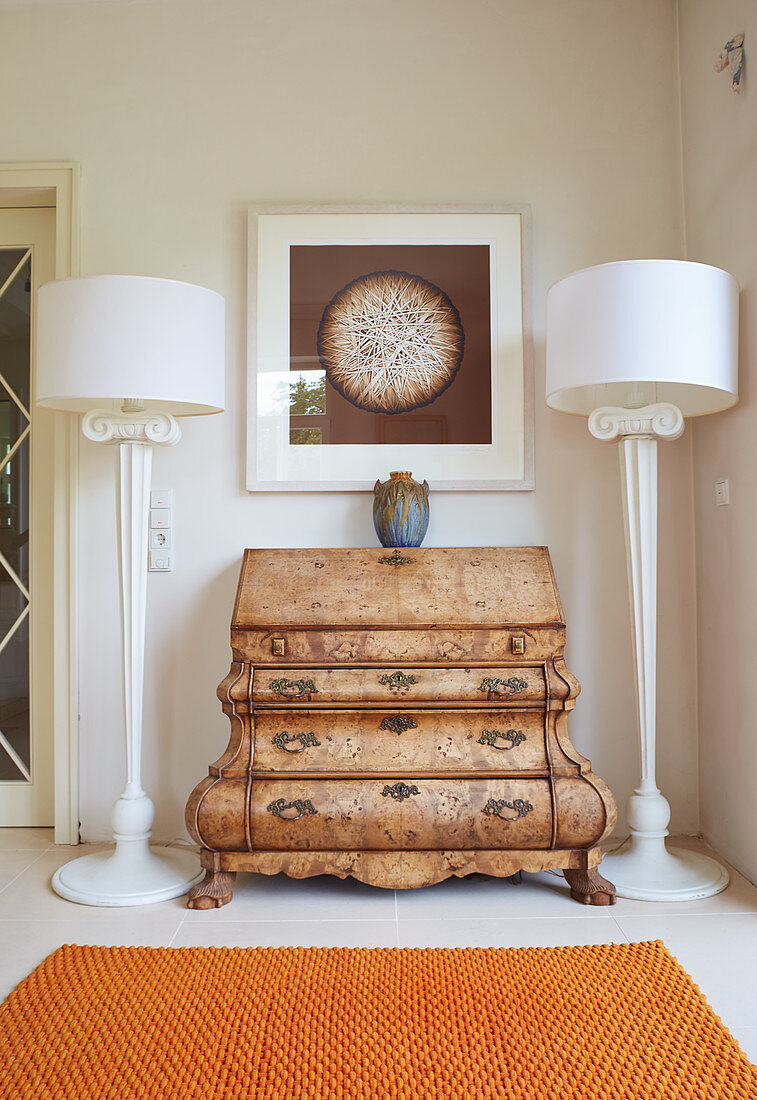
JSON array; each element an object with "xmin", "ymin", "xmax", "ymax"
[
  {"xmin": 546, "ymin": 260, "xmax": 738, "ymax": 416},
  {"xmin": 36, "ymin": 275, "xmax": 225, "ymax": 415},
  {"xmin": 545, "ymin": 258, "xmax": 739, "ymax": 903}
]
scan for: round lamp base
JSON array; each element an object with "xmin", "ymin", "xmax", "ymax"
[
  {"xmin": 602, "ymin": 838, "xmax": 730, "ymax": 902},
  {"xmin": 52, "ymin": 845, "xmax": 203, "ymax": 907}
]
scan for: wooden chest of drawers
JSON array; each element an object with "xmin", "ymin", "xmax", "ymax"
[{"xmin": 185, "ymin": 547, "xmax": 617, "ymax": 908}]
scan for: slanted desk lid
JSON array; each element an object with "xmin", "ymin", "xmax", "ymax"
[{"xmin": 233, "ymin": 548, "xmax": 564, "ymax": 629}]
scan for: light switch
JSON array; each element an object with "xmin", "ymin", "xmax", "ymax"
[
  {"xmin": 715, "ymin": 478, "xmax": 730, "ymax": 506},
  {"xmin": 149, "ymin": 508, "xmax": 171, "ymax": 528},
  {"xmin": 150, "ymin": 489, "xmax": 172, "ymax": 509}
]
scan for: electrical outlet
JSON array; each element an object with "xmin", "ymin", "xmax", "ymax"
[
  {"xmin": 715, "ymin": 478, "xmax": 730, "ymax": 506},
  {"xmin": 149, "ymin": 529, "xmax": 171, "ymax": 550}
]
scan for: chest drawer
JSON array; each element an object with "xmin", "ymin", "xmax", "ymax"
[
  {"xmin": 251, "ymin": 778, "xmax": 553, "ymax": 851},
  {"xmin": 252, "ymin": 666, "xmax": 546, "ymax": 705},
  {"xmin": 253, "ymin": 709, "xmax": 548, "ymax": 773}
]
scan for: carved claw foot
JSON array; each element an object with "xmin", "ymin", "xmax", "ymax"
[
  {"xmin": 187, "ymin": 869, "xmax": 236, "ymax": 910},
  {"xmin": 563, "ymin": 867, "xmax": 616, "ymax": 906}
]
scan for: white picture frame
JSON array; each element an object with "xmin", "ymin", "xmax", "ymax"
[{"xmin": 246, "ymin": 204, "xmax": 534, "ymax": 491}]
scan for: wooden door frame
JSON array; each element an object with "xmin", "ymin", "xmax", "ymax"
[{"xmin": 0, "ymin": 163, "xmax": 80, "ymax": 843}]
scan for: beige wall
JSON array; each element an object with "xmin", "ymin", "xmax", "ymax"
[
  {"xmin": 678, "ymin": 1, "xmax": 757, "ymax": 880},
  {"xmin": 0, "ymin": 0, "xmax": 695, "ymax": 842}
]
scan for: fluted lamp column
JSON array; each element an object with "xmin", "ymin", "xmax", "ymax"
[
  {"xmin": 36, "ymin": 275, "xmax": 225, "ymax": 906},
  {"xmin": 546, "ymin": 260, "xmax": 738, "ymax": 902}
]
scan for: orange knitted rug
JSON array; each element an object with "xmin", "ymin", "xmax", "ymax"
[{"xmin": 0, "ymin": 941, "xmax": 754, "ymax": 1099}]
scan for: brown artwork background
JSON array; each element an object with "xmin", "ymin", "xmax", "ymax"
[{"xmin": 289, "ymin": 244, "xmax": 492, "ymax": 445}]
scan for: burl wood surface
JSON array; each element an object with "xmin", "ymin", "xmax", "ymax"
[
  {"xmin": 233, "ymin": 548, "xmax": 564, "ymax": 629},
  {"xmin": 232, "ymin": 627, "xmax": 569, "ymax": 665},
  {"xmin": 253, "ymin": 709, "xmax": 550, "ymax": 773},
  {"xmin": 186, "ymin": 547, "xmax": 617, "ymax": 908},
  {"xmin": 252, "ymin": 665, "xmax": 547, "ymax": 705},
  {"xmin": 196, "ymin": 847, "xmax": 602, "ymax": 894},
  {"xmin": 191, "ymin": 776, "xmax": 610, "ymax": 854},
  {"xmin": 251, "ymin": 778, "xmax": 554, "ymax": 851}
]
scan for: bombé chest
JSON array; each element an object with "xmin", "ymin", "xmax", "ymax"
[{"xmin": 185, "ymin": 547, "xmax": 617, "ymax": 909}]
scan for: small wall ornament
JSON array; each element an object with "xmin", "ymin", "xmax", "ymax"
[{"xmin": 715, "ymin": 32, "xmax": 744, "ymax": 93}]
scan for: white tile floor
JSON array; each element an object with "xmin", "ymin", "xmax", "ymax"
[{"xmin": 1, "ymin": 831, "xmax": 755, "ymax": 1064}]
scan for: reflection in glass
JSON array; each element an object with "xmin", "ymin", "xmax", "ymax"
[
  {"xmin": 259, "ymin": 369, "xmax": 328, "ymax": 447},
  {"xmin": 259, "ymin": 369, "xmax": 326, "ymax": 418},
  {"xmin": 290, "ymin": 427, "xmax": 323, "ymax": 445},
  {"xmin": 0, "ymin": 249, "xmax": 31, "ymax": 783},
  {"xmin": 288, "ymin": 370, "xmax": 326, "ymax": 446},
  {"xmin": 288, "ymin": 371, "xmax": 325, "ymax": 416},
  {"xmin": 0, "ymin": 254, "xmax": 31, "ymax": 411},
  {"xmin": 0, "ymin": 431, "xmax": 30, "ymax": 587},
  {"xmin": 0, "ymin": 601, "xmax": 29, "ymax": 780},
  {"xmin": 0, "ymin": 250, "xmax": 26, "ymax": 288}
]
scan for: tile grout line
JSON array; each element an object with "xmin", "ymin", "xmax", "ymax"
[
  {"xmin": 181, "ymin": 917, "xmax": 400, "ymax": 929},
  {"xmin": 181, "ymin": 913, "xmax": 620, "ymax": 925},
  {"xmin": 151, "ymin": 910, "xmax": 747, "ymax": 927},
  {"xmin": 166, "ymin": 913, "xmax": 187, "ymax": 948},
  {"xmin": 0, "ymin": 914, "xmax": 396, "ymax": 925},
  {"xmin": 0, "ymin": 850, "xmax": 52, "ymax": 898},
  {"xmin": 610, "ymin": 913, "xmax": 631, "ymax": 943},
  {"xmin": 0, "ymin": 847, "xmax": 52, "ymax": 853},
  {"xmin": 610, "ymin": 909, "xmax": 757, "ymax": 921},
  {"xmin": 2, "ymin": 909, "xmax": 755, "ymax": 927}
]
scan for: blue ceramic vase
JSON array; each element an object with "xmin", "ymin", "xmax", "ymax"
[{"xmin": 373, "ymin": 471, "xmax": 430, "ymax": 548}]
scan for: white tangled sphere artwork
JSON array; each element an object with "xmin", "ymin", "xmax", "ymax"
[{"xmin": 317, "ymin": 270, "xmax": 465, "ymax": 414}]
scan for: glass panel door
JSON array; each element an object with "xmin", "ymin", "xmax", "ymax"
[
  {"xmin": 0, "ymin": 207, "xmax": 55, "ymax": 825},
  {"xmin": 0, "ymin": 249, "xmax": 31, "ymax": 783}
]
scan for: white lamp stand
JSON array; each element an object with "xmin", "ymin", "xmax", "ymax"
[
  {"xmin": 547, "ymin": 260, "xmax": 739, "ymax": 902},
  {"xmin": 35, "ymin": 276, "xmax": 225, "ymax": 906},
  {"xmin": 53, "ymin": 409, "xmax": 201, "ymax": 905},
  {"xmin": 588, "ymin": 403, "xmax": 728, "ymax": 900}
]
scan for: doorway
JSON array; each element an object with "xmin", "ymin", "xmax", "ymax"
[{"xmin": 0, "ymin": 164, "xmax": 79, "ymax": 842}]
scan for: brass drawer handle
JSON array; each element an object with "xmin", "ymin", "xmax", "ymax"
[
  {"xmin": 269, "ymin": 678, "xmax": 318, "ymax": 698},
  {"xmin": 381, "ymin": 782, "xmax": 420, "ymax": 802},
  {"xmin": 379, "ymin": 550, "xmax": 413, "ymax": 567},
  {"xmin": 379, "ymin": 671, "xmax": 419, "ymax": 691},
  {"xmin": 479, "ymin": 676, "xmax": 528, "ymax": 696},
  {"xmin": 271, "ymin": 731, "xmax": 321, "ymax": 753},
  {"xmin": 267, "ymin": 798, "xmax": 318, "ymax": 820},
  {"xmin": 379, "ymin": 715, "xmax": 417, "ymax": 733},
  {"xmin": 477, "ymin": 729, "xmax": 526, "ymax": 750},
  {"xmin": 482, "ymin": 797, "xmax": 533, "ymax": 821}
]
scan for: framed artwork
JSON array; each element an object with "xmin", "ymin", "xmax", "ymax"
[{"xmin": 247, "ymin": 205, "xmax": 533, "ymax": 491}]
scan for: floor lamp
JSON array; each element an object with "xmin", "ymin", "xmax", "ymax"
[
  {"xmin": 35, "ymin": 275, "xmax": 225, "ymax": 906},
  {"xmin": 546, "ymin": 260, "xmax": 738, "ymax": 902}
]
